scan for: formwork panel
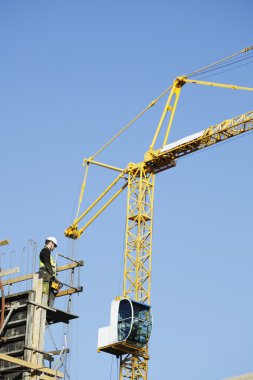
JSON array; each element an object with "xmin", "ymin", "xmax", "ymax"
[{"xmin": 0, "ymin": 291, "xmax": 34, "ymax": 380}]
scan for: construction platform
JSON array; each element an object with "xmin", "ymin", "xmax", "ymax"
[
  {"xmin": 98, "ymin": 341, "xmax": 149, "ymax": 359},
  {"xmin": 0, "ymin": 290, "xmax": 78, "ymax": 379}
]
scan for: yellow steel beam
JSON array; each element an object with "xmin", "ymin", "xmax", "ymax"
[
  {"xmin": 185, "ymin": 78, "xmax": 253, "ymax": 91},
  {"xmin": 65, "ymin": 171, "xmax": 127, "ymax": 239},
  {"xmin": 150, "ymin": 77, "xmax": 185, "ymax": 150},
  {"xmin": 77, "ymin": 181, "xmax": 128, "ymax": 237},
  {"xmin": 75, "ymin": 172, "xmax": 126, "ymax": 225},
  {"xmin": 149, "ymin": 76, "xmax": 253, "ymax": 152},
  {"xmin": 85, "ymin": 158, "xmax": 124, "ymax": 173}
]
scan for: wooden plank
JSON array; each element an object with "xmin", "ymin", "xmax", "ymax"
[
  {"xmin": 48, "ymin": 348, "xmax": 69, "ymax": 355},
  {"xmin": 2, "ymin": 261, "xmax": 83, "ymax": 286},
  {"xmin": 27, "ymin": 300, "xmax": 57, "ymax": 312},
  {"xmin": 38, "ymin": 292, "xmax": 47, "ymax": 358},
  {"xmin": 2, "ymin": 273, "xmax": 33, "ymax": 286},
  {"xmin": 28, "ymin": 274, "xmax": 44, "ymax": 372},
  {"xmin": 0, "ymin": 239, "xmax": 9, "ymax": 246},
  {"xmin": 25, "ymin": 345, "xmax": 54, "ymax": 362},
  {"xmin": 223, "ymin": 374, "xmax": 253, "ymax": 380},
  {"xmin": 0, "ymin": 266, "xmax": 19, "ymax": 277},
  {"xmin": 0, "ymin": 353, "xmax": 63, "ymax": 377},
  {"xmin": 57, "ymin": 261, "xmax": 84, "ymax": 272},
  {"xmin": 30, "ymin": 277, "xmax": 50, "ymax": 379},
  {"xmin": 56, "ymin": 287, "xmax": 82, "ymax": 298}
]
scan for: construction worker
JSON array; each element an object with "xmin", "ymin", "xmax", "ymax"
[{"xmin": 38, "ymin": 236, "xmax": 58, "ymax": 307}]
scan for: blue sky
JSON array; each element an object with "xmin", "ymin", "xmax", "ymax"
[{"xmin": 1, "ymin": 1, "xmax": 253, "ymax": 379}]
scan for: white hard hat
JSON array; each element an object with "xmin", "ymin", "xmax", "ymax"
[{"xmin": 46, "ymin": 236, "xmax": 58, "ymax": 247}]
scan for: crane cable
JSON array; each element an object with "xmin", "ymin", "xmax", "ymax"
[
  {"xmin": 90, "ymin": 85, "xmax": 173, "ymax": 161},
  {"xmin": 190, "ymin": 52, "xmax": 253, "ymax": 79},
  {"xmin": 109, "ymin": 356, "xmax": 114, "ymax": 380},
  {"xmin": 193, "ymin": 57, "xmax": 253, "ymax": 81},
  {"xmin": 53, "ymin": 334, "xmax": 68, "ymax": 372},
  {"xmin": 186, "ymin": 45, "xmax": 253, "ymax": 78}
]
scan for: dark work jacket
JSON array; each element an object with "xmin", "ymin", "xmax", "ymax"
[{"xmin": 39, "ymin": 247, "xmax": 54, "ymax": 276}]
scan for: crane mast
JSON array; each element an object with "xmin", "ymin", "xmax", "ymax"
[
  {"xmin": 123, "ymin": 164, "xmax": 154, "ymax": 305},
  {"xmin": 65, "ymin": 62, "xmax": 253, "ymax": 380},
  {"xmin": 120, "ymin": 164, "xmax": 154, "ymax": 379}
]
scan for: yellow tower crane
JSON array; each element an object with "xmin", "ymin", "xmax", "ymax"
[{"xmin": 65, "ymin": 45, "xmax": 253, "ymax": 380}]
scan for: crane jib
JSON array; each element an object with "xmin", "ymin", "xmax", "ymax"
[{"xmin": 146, "ymin": 111, "xmax": 253, "ymax": 174}]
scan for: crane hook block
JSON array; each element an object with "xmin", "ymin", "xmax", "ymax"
[{"xmin": 97, "ymin": 298, "xmax": 152, "ymax": 357}]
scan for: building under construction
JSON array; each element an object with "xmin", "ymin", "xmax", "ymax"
[{"xmin": 0, "ymin": 241, "xmax": 83, "ymax": 379}]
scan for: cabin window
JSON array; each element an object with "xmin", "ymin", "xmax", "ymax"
[
  {"xmin": 118, "ymin": 299, "xmax": 132, "ymax": 341},
  {"xmin": 128, "ymin": 302, "xmax": 152, "ymax": 348}
]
